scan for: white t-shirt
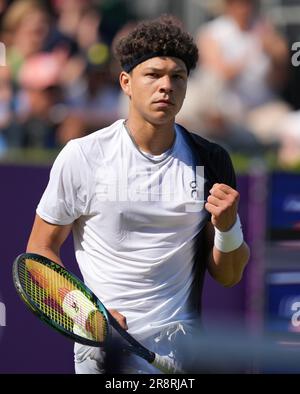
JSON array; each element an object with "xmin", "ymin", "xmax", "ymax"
[
  {"xmin": 200, "ymin": 15, "xmax": 273, "ymax": 109},
  {"xmin": 37, "ymin": 120, "xmax": 208, "ymax": 340}
]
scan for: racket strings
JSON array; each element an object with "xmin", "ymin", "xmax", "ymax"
[
  {"xmin": 20, "ymin": 260, "xmax": 74, "ymax": 332},
  {"xmin": 18, "ymin": 257, "xmax": 108, "ymax": 343}
]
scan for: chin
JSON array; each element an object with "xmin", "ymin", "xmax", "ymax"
[{"xmin": 148, "ymin": 111, "xmax": 177, "ymax": 125}]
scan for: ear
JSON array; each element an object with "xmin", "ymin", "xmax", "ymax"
[{"xmin": 119, "ymin": 71, "xmax": 132, "ymax": 98}]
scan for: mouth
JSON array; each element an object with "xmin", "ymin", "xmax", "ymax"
[{"xmin": 153, "ymin": 99, "xmax": 174, "ymax": 106}]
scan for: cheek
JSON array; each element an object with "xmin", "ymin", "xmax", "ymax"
[
  {"xmin": 175, "ymin": 83, "xmax": 187, "ymax": 101},
  {"xmin": 133, "ymin": 80, "xmax": 156, "ymax": 100},
  {"xmin": 179, "ymin": 81, "xmax": 187, "ymax": 94}
]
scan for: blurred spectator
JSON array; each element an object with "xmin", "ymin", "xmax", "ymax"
[
  {"xmin": 99, "ymin": 0, "xmax": 136, "ymax": 45},
  {"xmin": 76, "ymin": 4, "xmax": 101, "ymax": 53},
  {"xmin": 177, "ymin": 70, "xmax": 264, "ymax": 156},
  {"xmin": 52, "ymin": 0, "xmax": 95, "ymax": 40},
  {"xmin": 0, "ymin": 0, "xmax": 129, "ymax": 150},
  {"xmin": 276, "ymin": 111, "xmax": 300, "ymax": 168},
  {"xmin": 178, "ymin": 0, "xmax": 291, "ymax": 155},
  {"xmin": 64, "ymin": 55, "xmax": 121, "ymax": 137},
  {"xmin": 2, "ymin": 0, "xmax": 51, "ymax": 82},
  {"xmin": 48, "ymin": 0, "xmax": 122, "ymax": 137},
  {"xmin": 10, "ymin": 52, "xmax": 68, "ymax": 148},
  {"xmin": 0, "ymin": 66, "xmax": 13, "ymax": 154},
  {"xmin": 111, "ymin": 21, "xmax": 139, "ymax": 120},
  {"xmin": 42, "ymin": 1, "xmax": 100, "ymax": 65},
  {"xmin": 0, "ymin": 0, "xmax": 11, "ymax": 30}
]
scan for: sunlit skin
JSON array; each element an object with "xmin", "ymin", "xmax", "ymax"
[{"xmin": 120, "ymin": 56, "xmax": 188, "ymax": 155}]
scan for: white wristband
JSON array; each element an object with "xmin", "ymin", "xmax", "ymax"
[{"xmin": 214, "ymin": 215, "xmax": 244, "ymax": 253}]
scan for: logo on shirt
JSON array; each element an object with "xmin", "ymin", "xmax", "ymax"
[
  {"xmin": 190, "ymin": 181, "xmax": 199, "ymax": 199},
  {"xmin": 185, "ymin": 166, "xmax": 205, "ymax": 212}
]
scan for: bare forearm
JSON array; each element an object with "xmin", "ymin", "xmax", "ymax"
[
  {"xmin": 207, "ymin": 242, "xmax": 250, "ymax": 287},
  {"xmin": 26, "ymin": 215, "xmax": 72, "ymax": 267},
  {"xmin": 26, "ymin": 242, "xmax": 63, "ymax": 266}
]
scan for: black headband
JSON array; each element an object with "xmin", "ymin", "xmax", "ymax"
[{"xmin": 123, "ymin": 51, "xmax": 190, "ymax": 74}]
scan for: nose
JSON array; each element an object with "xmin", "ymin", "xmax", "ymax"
[{"xmin": 159, "ymin": 75, "xmax": 173, "ymax": 93}]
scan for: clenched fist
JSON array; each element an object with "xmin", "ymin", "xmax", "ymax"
[{"xmin": 205, "ymin": 183, "xmax": 240, "ymax": 232}]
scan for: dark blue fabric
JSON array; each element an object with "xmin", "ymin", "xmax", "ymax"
[{"xmin": 176, "ymin": 124, "xmax": 237, "ymax": 314}]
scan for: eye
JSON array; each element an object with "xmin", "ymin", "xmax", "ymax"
[
  {"xmin": 173, "ymin": 74, "xmax": 185, "ymax": 80},
  {"xmin": 146, "ymin": 73, "xmax": 159, "ymax": 79}
]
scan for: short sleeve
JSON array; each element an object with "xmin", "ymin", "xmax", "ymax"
[{"xmin": 36, "ymin": 140, "xmax": 88, "ymax": 225}]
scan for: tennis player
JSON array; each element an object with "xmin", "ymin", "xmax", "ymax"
[{"xmin": 26, "ymin": 15, "xmax": 250, "ymax": 374}]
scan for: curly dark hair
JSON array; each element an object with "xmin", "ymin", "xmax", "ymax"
[{"xmin": 114, "ymin": 15, "xmax": 199, "ymax": 74}]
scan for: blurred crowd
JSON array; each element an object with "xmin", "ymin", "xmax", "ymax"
[
  {"xmin": 0, "ymin": 0, "xmax": 299, "ymax": 167},
  {"xmin": 177, "ymin": 0, "xmax": 300, "ymax": 167},
  {"xmin": 0, "ymin": 0, "xmax": 132, "ymax": 152}
]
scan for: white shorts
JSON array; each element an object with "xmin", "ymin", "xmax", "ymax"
[{"xmin": 74, "ymin": 321, "xmax": 201, "ymax": 374}]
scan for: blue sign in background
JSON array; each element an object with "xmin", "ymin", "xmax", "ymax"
[
  {"xmin": 265, "ymin": 272, "xmax": 300, "ymax": 335},
  {"xmin": 269, "ymin": 173, "xmax": 300, "ymax": 239}
]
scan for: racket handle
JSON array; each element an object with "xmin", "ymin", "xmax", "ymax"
[{"xmin": 151, "ymin": 353, "xmax": 184, "ymax": 374}]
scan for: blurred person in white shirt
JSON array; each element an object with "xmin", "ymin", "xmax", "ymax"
[{"xmin": 179, "ymin": 0, "xmax": 291, "ymax": 149}]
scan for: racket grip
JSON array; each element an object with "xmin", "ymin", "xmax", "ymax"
[{"xmin": 151, "ymin": 353, "xmax": 184, "ymax": 374}]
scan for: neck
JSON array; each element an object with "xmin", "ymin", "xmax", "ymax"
[{"xmin": 126, "ymin": 113, "xmax": 176, "ymax": 155}]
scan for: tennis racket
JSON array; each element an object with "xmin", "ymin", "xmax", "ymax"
[{"xmin": 13, "ymin": 253, "xmax": 183, "ymax": 374}]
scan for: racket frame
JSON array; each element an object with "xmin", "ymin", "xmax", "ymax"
[
  {"xmin": 13, "ymin": 253, "xmax": 111, "ymax": 347},
  {"xmin": 13, "ymin": 253, "xmax": 156, "ymax": 364}
]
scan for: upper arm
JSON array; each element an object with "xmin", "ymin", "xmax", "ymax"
[
  {"xmin": 26, "ymin": 142, "xmax": 88, "ymax": 264},
  {"xmin": 36, "ymin": 141, "xmax": 89, "ymax": 227},
  {"xmin": 26, "ymin": 214, "xmax": 73, "ymax": 259}
]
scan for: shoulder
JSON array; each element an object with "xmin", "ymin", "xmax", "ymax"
[
  {"xmin": 63, "ymin": 119, "xmax": 124, "ymax": 163},
  {"xmin": 52, "ymin": 120, "xmax": 124, "ymax": 171},
  {"xmin": 193, "ymin": 132, "xmax": 232, "ymax": 161},
  {"xmin": 73, "ymin": 119, "xmax": 124, "ymax": 151},
  {"xmin": 177, "ymin": 124, "xmax": 231, "ymax": 160}
]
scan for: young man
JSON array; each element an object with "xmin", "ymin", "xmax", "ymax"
[{"xmin": 26, "ymin": 15, "xmax": 250, "ymax": 373}]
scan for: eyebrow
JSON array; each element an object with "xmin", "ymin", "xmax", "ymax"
[{"xmin": 143, "ymin": 67, "xmax": 187, "ymax": 74}]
